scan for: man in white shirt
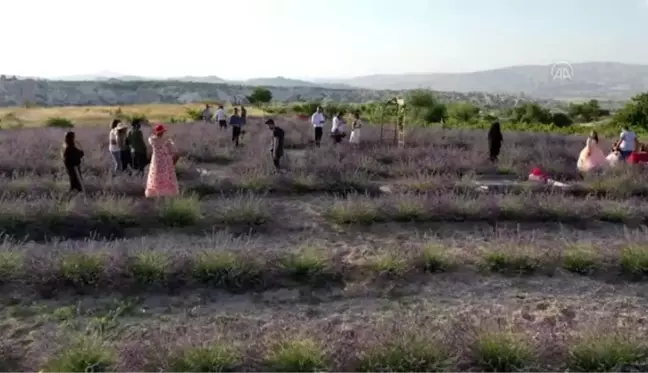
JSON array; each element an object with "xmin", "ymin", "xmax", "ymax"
[
  {"xmin": 618, "ymin": 125, "xmax": 637, "ymax": 160},
  {"xmin": 215, "ymin": 105, "xmax": 227, "ymax": 130},
  {"xmin": 331, "ymin": 112, "xmax": 346, "ymax": 144},
  {"xmin": 311, "ymin": 106, "xmax": 326, "ymax": 147}
]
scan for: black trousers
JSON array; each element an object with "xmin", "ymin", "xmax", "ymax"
[
  {"xmin": 272, "ymin": 156, "xmax": 281, "ymax": 170},
  {"xmin": 332, "ymin": 132, "xmax": 345, "ymax": 144},
  {"xmin": 65, "ymin": 165, "xmax": 83, "ymax": 192},
  {"xmin": 132, "ymin": 151, "xmax": 148, "ymax": 173},
  {"xmin": 219, "ymin": 120, "xmax": 227, "ymax": 129},
  {"xmin": 314, "ymin": 127, "xmax": 323, "ymax": 146},
  {"xmin": 120, "ymin": 150, "xmax": 132, "ymax": 172},
  {"xmin": 232, "ymin": 126, "xmax": 241, "ymax": 146}
]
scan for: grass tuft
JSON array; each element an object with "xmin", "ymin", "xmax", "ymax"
[
  {"xmin": 0, "ymin": 251, "xmax": 23, "ymax": 283},
  {"xmin": 568, "ymin": 335, "xmax": 648, "ymax": 372},
  {"xmin": 168, "ymin": 344, "xmax": 241, "ymax": 372},
  {"xmin": 418, "ymin": 244, "xmax": 453, "ymax": 272},
  {"xmin": 43, "ymin": 338, "xmax": 114, "ymax": 372},
  {"xmin": 325, "ymin": 199, "xmax": 384, "ymax": 225},
  {"xmin": 480, "ymin": 249, "xmax": 538, "ymax": 275},
  {"xmin": 60, "ymin": 252, "xmax": 107, "ymax": 288},
  {"xmin": 191, "ymin": 251, "xmax": 263, "ymax": 290},
  {"xmin": 620, "ymin": 246, "xmax": 648, "ymax": 279},
  {"xmin": 157, "ymin": 195, "xmax": 202, "ymax": 227},
  {"xmin": 358, "ymin": 339, "xmax": 452, "ymax": 372},
  {"xmin": 473, "ymin": 332, "xmax": 534, "ymax": 372},
  {"xmin": 264, "ymin": 337, "xmax": 326, "ymax": 372},
  {"xmin": 128, "ymin": 251, "xmax": 170, "ymax": 286},
  {"xmin": 563, "ymin": 245, "xmax": 599, "ymax": 275},
  {"xmin": 279, "ymin": 248, "xmax": 333, "ymax": 284}
]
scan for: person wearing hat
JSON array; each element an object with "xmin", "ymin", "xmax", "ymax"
[
  {"xmin": 145, "ymin": 124, "xmax": 180, "ymax": 198},
  {"xmin": 108, "ymin": 119, "xmax": 127, "ymax": 174},
  {"xmin": 265, "ymin": 119, "xmax": 284, "ymax": 171}
]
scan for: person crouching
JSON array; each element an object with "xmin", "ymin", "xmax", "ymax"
[{"xmin": 331, "ymin": 111, "xmax": 346, "ymax": 144}]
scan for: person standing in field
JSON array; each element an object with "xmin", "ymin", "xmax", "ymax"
[
  {"xmin": 331, "ymin": 111, "xmax": 346, "ymax": 144},
  {"xmin": 617, "ymin": 125, "xmax": 637, "ymax": 160},
  {"xmin": 349, "ymin": 111, "xmax": 362, "ymax": 145},
  {"xmin": 240, "ymin": 105, "xmax": 247, "ymax": 139},
  {"xmin": 229, "ymin": 108, "xmax": 243, "ymax": 147},
  {"xmin": 265, "ymin": 119, "xmax": 285, "ymax": 171},
  {"xmin": 62, "ymin": 131, "xmax": 85, "ymax": 192},
  {"xmin": 145, "ymin": 124, "xmax": 180, "ymax": 198},
  {"xmin": 117, "ymin": 121, "xmax": 132, "ymax": 174},
  {"xmin": 215, "ymin": 105, "xmax": 227, "ymax": 130},
  {"xmin": 127, "ymin": 118, "xmax": 149, "ymax": 174},
  {"xmin": 108, "ymin": 119, "xmax": 127, "ymax": 174},
  {"xmin": 202, "ymin": 104, "xmax": 213, "ymax": 123},
  {"xmin": 311, "ymin": 106, "xmax": 326, "ymax": 147},
  {"xmin": 487, "ymin": 120, "xmax": 503, "ymax": 162}
]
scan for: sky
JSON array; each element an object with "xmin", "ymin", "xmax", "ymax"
[{"xmin": 1, "ymin": 0, "xmax": 647, "ymax": 80}]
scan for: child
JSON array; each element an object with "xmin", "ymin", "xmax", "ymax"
[{"xmin": 62, "ymin": 131, "xmax": 85, "ymax": 192}]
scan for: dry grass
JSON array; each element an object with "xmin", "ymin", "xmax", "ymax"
[{"xmin": 0, "ymin": 103, "xmax": 265, "ymax": 127}]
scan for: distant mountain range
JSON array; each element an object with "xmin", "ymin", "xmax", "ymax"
[{"xmin": 26, "ymin": 62, "xmax": 646, "ymax": 101}]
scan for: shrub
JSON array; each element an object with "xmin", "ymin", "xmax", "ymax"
[
  {"xmin": 186, "ymin": 108, "xmax": 204, "ymax": 121},
  {"xmin": 46, "ymin": 117, "xmax": 74, "ymax": 128},
  {"xmin": 552, "ymin": 112, "xmax": 573, "ymax": 127}
]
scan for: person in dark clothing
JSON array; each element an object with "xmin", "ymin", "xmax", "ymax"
[
  {"xmin": 62, "ymin": 131, "xmax": 85, "ymax": 192},
  {"xmin": 240, "ymin": 106, "xmax": 247, "ymax": 139},
  {"xmin": 127, "ymin": 118, "xmax": 149, "ymax": 174},
  {"xmin": 488, "ymin": 120, "xmax": 503, "ymax": 162},
  {"xmin": 265, "ymin": 119, "xmax": 284, "ymax": 171},
  {"xmin": 229, "ymin": 108, "xmax": 243, "ymax": 147}
]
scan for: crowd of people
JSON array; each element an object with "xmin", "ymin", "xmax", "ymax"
[
  {"xmin": 577, "ymin": 125, "xmax": 648, "ymax": 171},
  {"xmin": 59, "ymin": 103, "xmax": 643, "ymax": 197}
]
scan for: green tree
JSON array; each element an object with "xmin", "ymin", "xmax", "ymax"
[
  {"xmin": 513, "ymin": 102, "xmax": 552, "ymax": 124},
  {"xmin": 551, "ymin": 112, "xmax": 573, "ymax": 128},
  {"xmin": 614, "ymin": 92, "xmax": 648, "ymax": 130},
  {"xmin": 447, "ymin": 102, "xmax": 480, "ymax": 123},
  {"xmin": 404, "ymin": 89, "xmax": 447, "ymax": 124},
  {"xmin": 246, "ymin": 87, "xmax": 273, "ymax": 114}
]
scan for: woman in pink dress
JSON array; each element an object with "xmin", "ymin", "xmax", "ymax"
[{"xmin": 145, "ymin": 124, "xmax": 180, "ymax": 198}]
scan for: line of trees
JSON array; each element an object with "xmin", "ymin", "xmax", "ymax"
[{"xmin": 197, "ymin": 87, "xmax": 648, "ymax": 133}]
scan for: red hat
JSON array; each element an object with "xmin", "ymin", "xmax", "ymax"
[
  {"xmin": 531, "ymin": 167, "xmax": 545, "ymax": 177},
  {"xmin": 153, "ymin": 124, "xmax": 167, "ymax": 135}
]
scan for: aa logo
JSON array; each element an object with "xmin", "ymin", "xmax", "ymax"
[{"xmin": 550, "ymin": 61, "xmax": 573, "ymax": 81}]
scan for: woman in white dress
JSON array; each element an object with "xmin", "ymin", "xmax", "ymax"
[
  {"xmin": 349, "ymin": 111, "xmax": 362, "ymax": 145},
  {"xmin": 577, "ymin": 130, "xmax": 607, "ymax": 172}
]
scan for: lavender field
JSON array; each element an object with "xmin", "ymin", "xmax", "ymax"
[{"xmin": 2, "ymin": 116, "xmax": 648, "ymax": 371}]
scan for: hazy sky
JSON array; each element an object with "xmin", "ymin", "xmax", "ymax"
[{"xmin": 1, "ymin": 0, "xmax": 646, "ymax": 80}]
